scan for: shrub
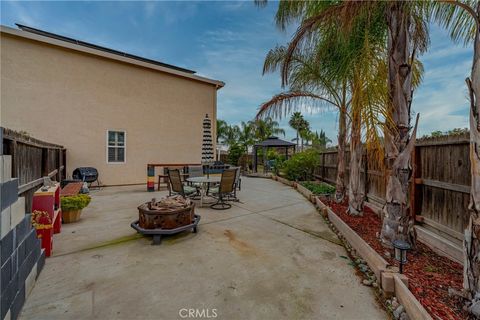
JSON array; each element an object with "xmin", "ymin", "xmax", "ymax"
[
  {"xmin": 266, "ymin": 149, "xmax": 278, "ymax": 160},
  {"xmin": 266, "ymin": 149, "xmax": 286, "ymax": 174},
  {"xmin": 281, "ymin": 149, "xmax": 319, "ymax": 181},
  {"xmin": 61, "ymin": 194, "xmax": 91, "ymax": 211},
  {"xmin": 301, "ymin": 181, "xmax": 335, "ymax": 195},
  {"xmin": 227, "ymin": 143, "xmax": 243, "ymax": 166}
]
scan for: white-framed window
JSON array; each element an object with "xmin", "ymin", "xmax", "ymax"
[{"xmin": 106, "ymin": 130, "xmax": 126, "ymax": 164}]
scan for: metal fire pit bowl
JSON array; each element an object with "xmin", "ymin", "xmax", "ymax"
[{"xmin": 131, "ymin": 214, "xmax": 201, "ymax": 245}]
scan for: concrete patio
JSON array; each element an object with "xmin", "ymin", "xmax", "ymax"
[{"xmin": 20, "ymin": 177, "xmax": 386, "ymax": 320}]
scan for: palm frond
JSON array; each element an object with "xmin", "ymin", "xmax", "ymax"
[
  {"xmin": 254, "ymin": 0, "xmax": 267, "ymax": 9},
  {"xmin": 425, "ymin": 0, "xmax": 478, "ymax": 45},
  {"xmin": 257, "ymin": 91, "xmax": 338, "ymax": 120},
  {"xmin": 263, "ymin": 46, "xmax": 288, "ymax": 75}
]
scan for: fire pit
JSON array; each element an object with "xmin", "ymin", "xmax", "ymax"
[{"xmin": 131, "ymin": 196, "xmax": 200, "ymax": 245}]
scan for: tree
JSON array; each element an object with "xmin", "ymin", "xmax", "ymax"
[
  {"xmin": 300, "ymin": 127, "xmax": 315, "ymax": 147},
  {"xmin": 257, "ymin": 41, "xmax": 350, "ymax": 203},
  {"xmin": 216, "ymin": 119, "xmax": 229, "ymax": 144},
  {"xmin": 289, "ymin": 112, "xmax": 305, "ymax": 150},
  {"xmin": 238, "ymin": 121, "xmax": 256, "ymax": 154},
  {"xmin": 268, "ymin": 0, "xmax": 432, "ymax": 232},
  {"xmin": 312, "ymin": 130, "xmax": 332, "ymax": 150},
  {"xmin": 252, "ymin": 117, "xmax": 285, "ymax": 141},
  {"xmin": 298, "ymin": 118, "xmax": 310, "ymax": 151},
  {"xmin": 269, "ymin": 1, "xmax": 392, "ymax": 214},
  {"xmin": 223, "ymin": 124, "xmax": 241, "ymax": 147},
  {"xmin": 227, "ymin": 143, "xmax": 243, "ymax": 166},
  {"xmin": 319, "ymin": 130, "xmax": 332, "ymax": 148}
]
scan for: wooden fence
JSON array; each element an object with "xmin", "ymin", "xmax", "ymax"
[
  {"xmin": 2, "ymin": 128, "xmax": 66, "ymax": 212},
  {"xmin": 314, "ymin": 133, "xmax": 471, "ymax": 244}
]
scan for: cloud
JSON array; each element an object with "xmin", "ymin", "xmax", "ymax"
[
  {"xmin": 421, "ymin": 45, "xmax": 471, "ymax": 62},
  {"xmin": 413, "ymin": 24, "xmax": 472, "ymax": 136},
  {"xmin": 414, "ymin": 58, "xmax": 471, "ymax": 135},
  {"xmin": 1, "ymin": 1, "xmax": 471, "ymax": 144},
  {"xmin": 201, "ymin": 30, "xmax": 247, "ymax": 43},
  {"xmin": 220, "ymin": 1, "xmax": 248, "ymax": 12},
  {"xmin": 152, "ymin": 1, "xmax": 199, "ymax": 25}
]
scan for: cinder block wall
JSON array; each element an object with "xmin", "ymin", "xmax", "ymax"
[{"xmin": 1, "ymin": 155, "xmax": 45, "ymax": 320}]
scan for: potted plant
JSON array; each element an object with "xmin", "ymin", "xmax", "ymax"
[{"xmin": 60, "ymin": 194, "xmax": 91, "ymax": 223}]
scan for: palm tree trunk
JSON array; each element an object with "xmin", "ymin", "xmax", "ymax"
[
  {"xmin": 464, "ymin": 3, "xmax": 480, "ymax": 313},
  {"xmin": 380, "ymin": 2, "xmax": 418, "ymax": 247},
  {"xmin": 348, "ymin": 109, "xmax": 364, "ymax": 215},
  {"xmin": 296, "ymin": 130, "xmax": 300, "ymax": 149},
  {"xmin": 335, "ymin": 104, "xmax": 347, "ymax": 202}
]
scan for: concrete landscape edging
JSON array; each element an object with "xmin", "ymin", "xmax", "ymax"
[
  {"xmin": 295, "ymin": 183, "xmax": 314, "ymax": 203},
  {"xmin": 323, "ymin": 201, "xmax": 389, "ymax": 280},
  {"xmin": 394, "ymin": 274, "xmax": 433, "ymax": 320},
  {"xmin": 276, "ymin": 176, "xmax": 296, "ymax": 187},
  {"xmin": 312, "ymin": 195, "xmax": 433, "ymax": 320}
]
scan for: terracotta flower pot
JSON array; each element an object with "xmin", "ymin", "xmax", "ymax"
[{"xmin": 62, "ymin": 209, "xmax": 82, "ymax": 223}]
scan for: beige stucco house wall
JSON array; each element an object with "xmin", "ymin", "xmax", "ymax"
[{"xmin": 0, "ymin": 25, "xmax": 224, "ymax": 185}]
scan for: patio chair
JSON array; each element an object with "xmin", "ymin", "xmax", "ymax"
[
  {"xmin": 187, "ymin": 165, "xmax": 204, "ymax": 182},
  {"xmin": 187, "ymin": 165, "xmax": 204, "ymax": 199},
  {"xmin": 232, "ymin": 166, "xmax": 241, "ymax": 191},
  {"xmin": 209, "ymin": 168, "xmax": 237, "ymax": 210},
  {"xmin": 167, "ymin": 169, "xmax": 198, "ymax": 198}
]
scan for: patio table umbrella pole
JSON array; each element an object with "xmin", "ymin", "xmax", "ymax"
[{"xmin": 202, "ymin": 114, "xmax": 214, "ymax": 177}]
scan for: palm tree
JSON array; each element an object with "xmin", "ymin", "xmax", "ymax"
[
  {"xmin": 312, "ymin": 130, "xmax": 332, "ymax": 150},
  {"xmin": 261, "ymin": 2, "xmax": 391, "ymax": 212},
  {"xmin": 303, "ymin": 129, "xmax": 314, "ymax": 147},
  {"xmin": 238, "ymin": 121, "xmax": 256, "ymax": 154},
  {"xmin": 301, "ymin": 127, "xmax": 315, "ymax": 147},
  {"xmin": 253, "ymin": 117, "xmax": 285, "ymax": 141},
  {"xmin": 223, "ymin": 125, "xmax": 240, "ymax": 147},
  {"xmin": 216, "ymin": 119, "xmax": 229, "ymax": 144},
  {"xmin": 298, "ymin": 118, "xmax": 310, "ymax": 151},
  {"xmin": 257, "ymin": 44, "xmax": 350, "ymax": 203},
  {"xmin": 288, "ymin": 112, "xmax": 304, "ymax": 149},
  {"xmin": 273, "ymin": 0, "xmax": 429, "ymax": 242}
]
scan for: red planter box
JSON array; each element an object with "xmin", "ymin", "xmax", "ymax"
[{"xmin": 32, "ymin": 183, "xmax": 62, "ymax": 257}]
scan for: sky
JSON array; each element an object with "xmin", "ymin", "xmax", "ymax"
[{"xmin": 0, "ymin": 1, "xmax": 473, "ymax": 144}]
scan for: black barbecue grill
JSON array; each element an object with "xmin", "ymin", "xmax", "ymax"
[{"xmin": 72, "ymin": 167, "xmax": 99, "ymax": 184}]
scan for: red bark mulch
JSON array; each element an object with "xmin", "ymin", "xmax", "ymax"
[{"xmin": 325, "ymin": 200, "xmax": 467, "ymax": 320}]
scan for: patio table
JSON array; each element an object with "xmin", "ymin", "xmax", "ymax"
[{"xmin": 187, "ymin": 176, "xmax": 221, "ymax": 207}]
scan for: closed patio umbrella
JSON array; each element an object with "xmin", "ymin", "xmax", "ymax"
[{"xmin": 202, "ymin": 114, "xmax": 214, "ymax": 168}]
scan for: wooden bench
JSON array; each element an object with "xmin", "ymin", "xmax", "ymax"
[{"xmin": 60, "ymin": 182, "xmax": 83, "ymax": 196}]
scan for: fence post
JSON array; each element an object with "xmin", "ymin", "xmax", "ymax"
[
  {"xmin": 410, "ymin": 145, "xmax": 420, "ymax": 220},
  {"xmin": 58, "ymin": 148, "xmax": 63, "ymax": 182},
  {"xmin": 9, "ymin": 139, "xmax": 17, "ymax": 178},
  {"xmin": 63, "ymin": 149, "xmax": 67, "ymax": 179},
  {"xmin": 41, "ymin": 148, "xmax": 49, "ymax": 177},
  {"xmin": 322, "ymin": 153, "xmax": 326, "ymax": 180}
]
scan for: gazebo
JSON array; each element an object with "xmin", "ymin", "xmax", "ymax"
[{"xmin": 253, "ymin": 136, "xmax": 296, "ymax": 173}]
